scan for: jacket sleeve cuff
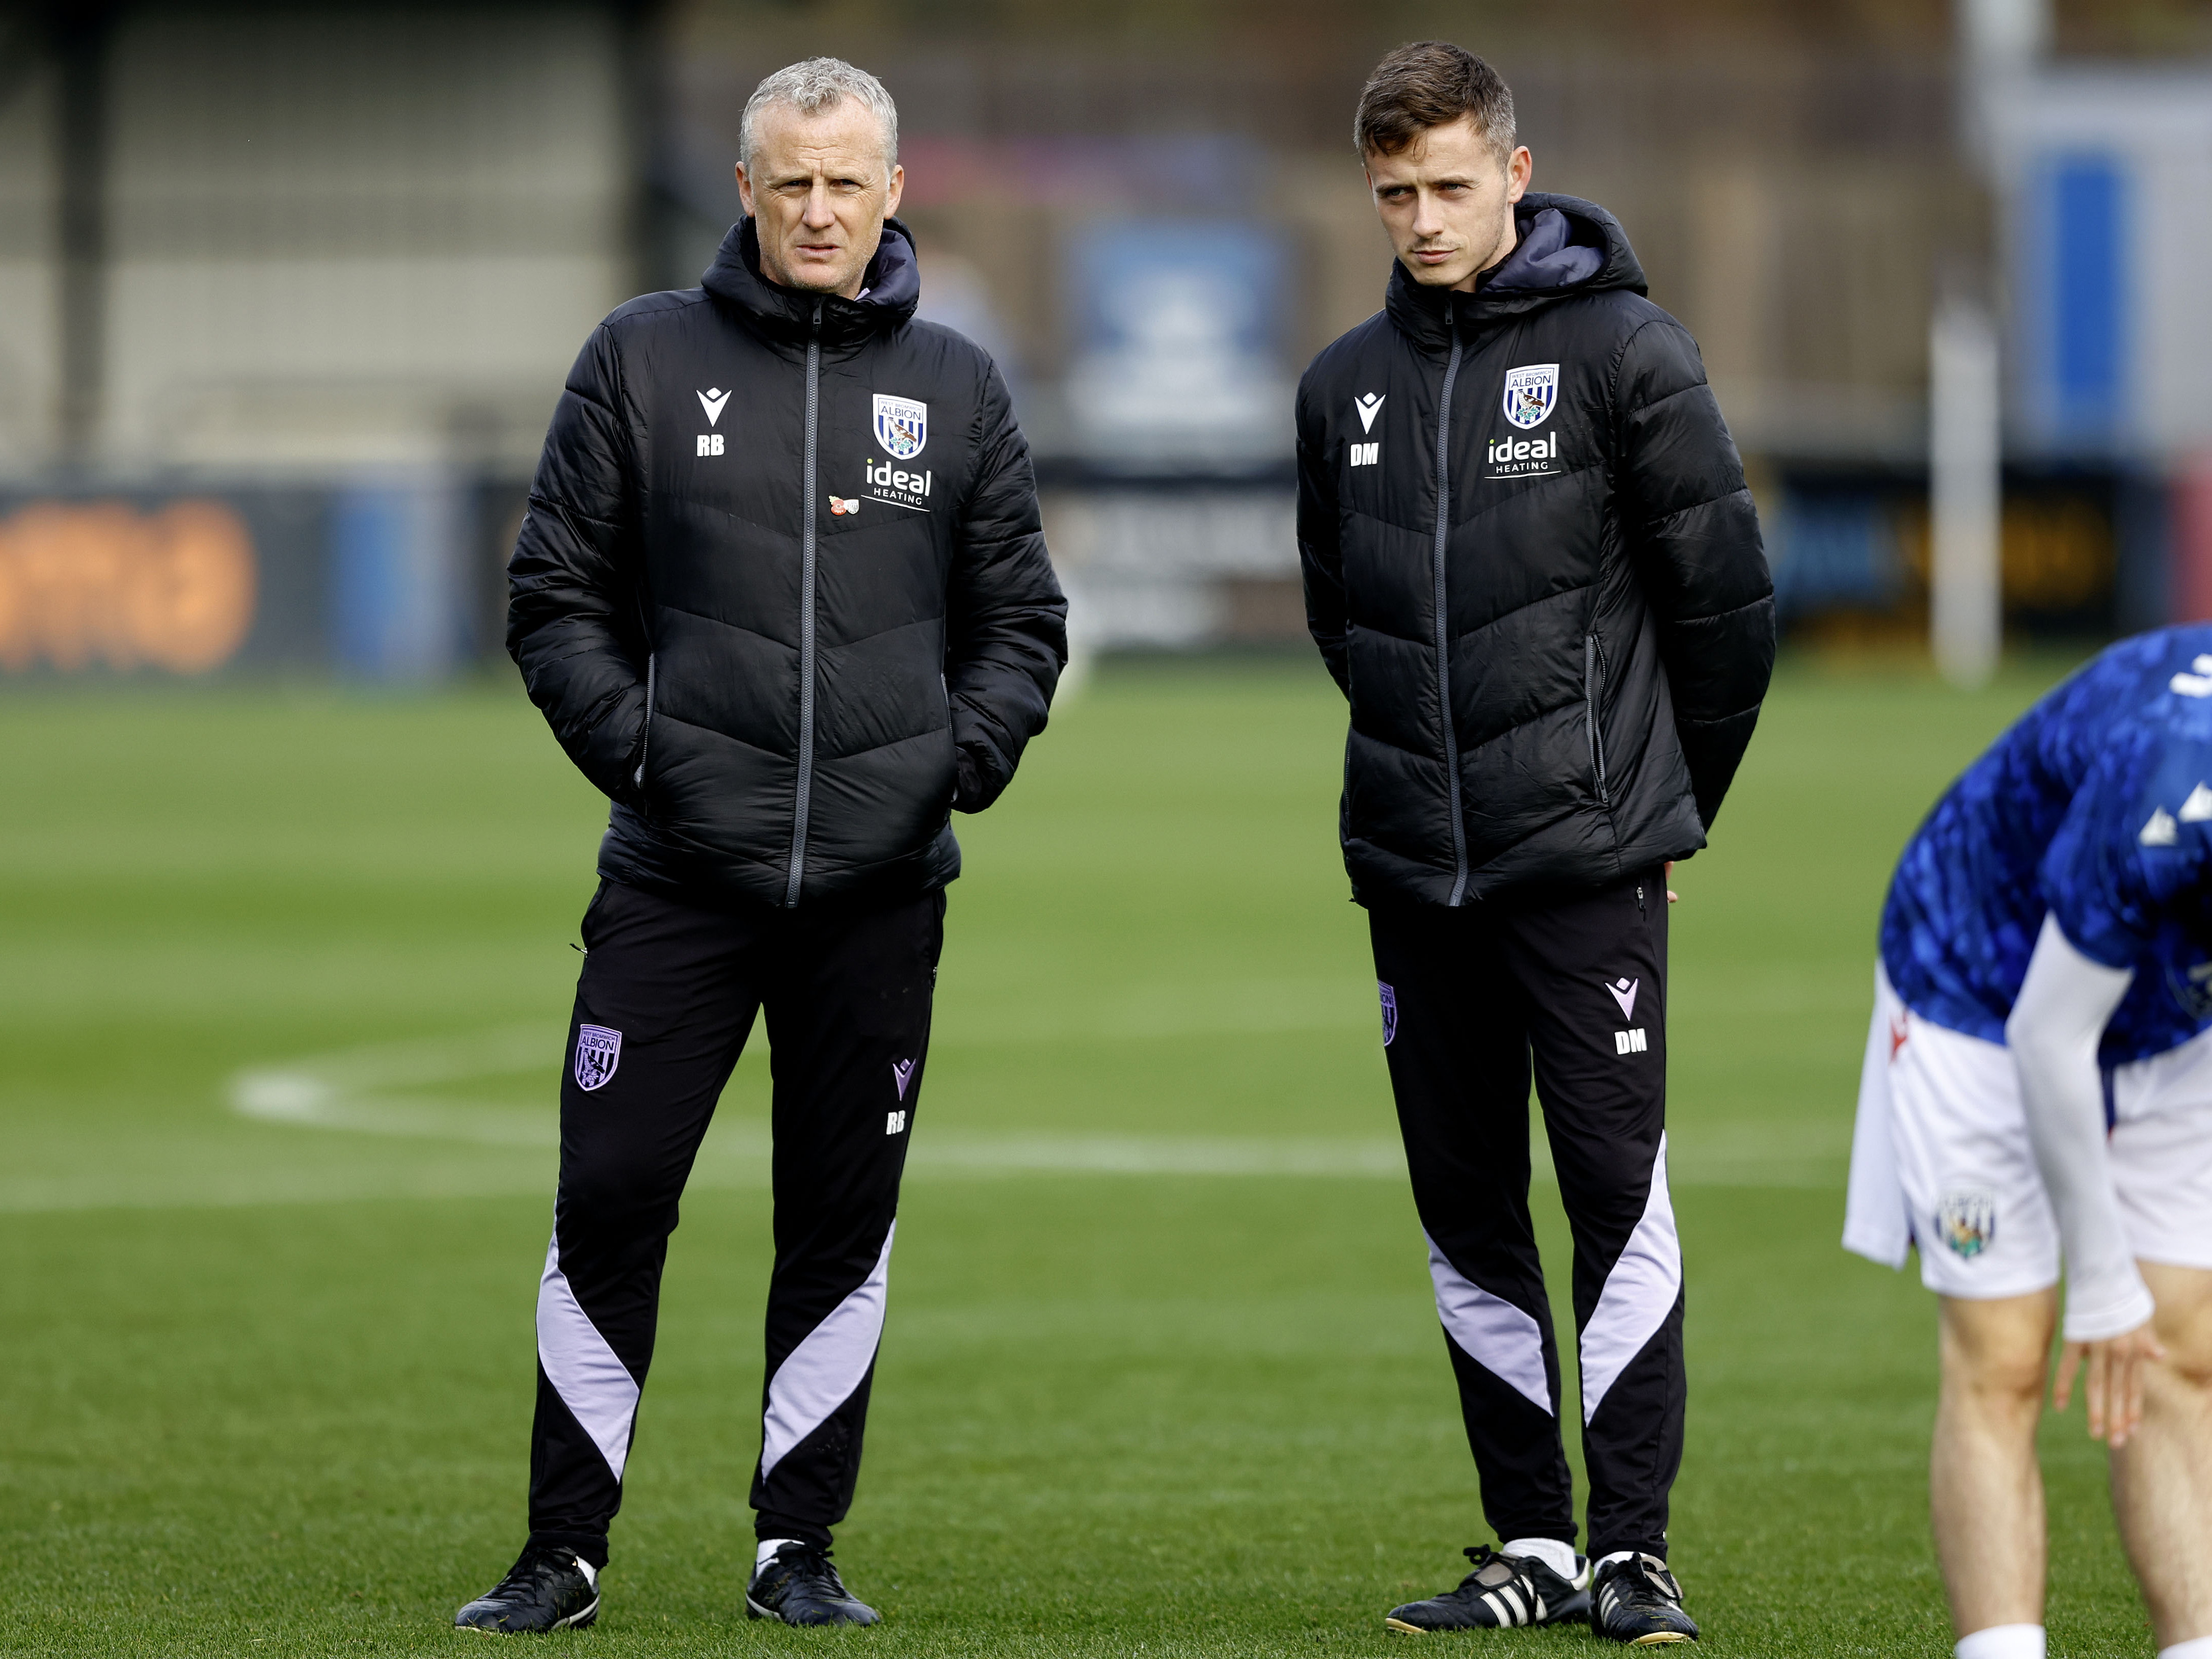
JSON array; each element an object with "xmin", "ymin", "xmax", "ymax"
[{"xmin": 952, "ymin": 738, "xmax": 1009, "ymax": 814}]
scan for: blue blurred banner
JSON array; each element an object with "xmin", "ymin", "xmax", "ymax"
[
  {"xmin": 330, "ymin": 478, "xmax": 469, "ymax": 682},
  {"xmin": 2024, "ymin": 151, "xmax": 2129, "ymax": 446},
  {"xmin": 1061, "ymin": 221, "xmax": 1292, "ymax": 472}
]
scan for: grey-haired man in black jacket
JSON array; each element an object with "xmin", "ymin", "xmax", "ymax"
[
  {"xmin": 456, "ymin": 56, "xmax": 1065, "ymax": 1636},
  {"xmin": 1297, "ymin": 41, "xmax": 1772, "ymax": 1644}
]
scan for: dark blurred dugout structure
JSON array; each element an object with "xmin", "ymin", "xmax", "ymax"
[{"xmin": 1, "ymin": 0, "xmax": 2208, "ymax": 683}]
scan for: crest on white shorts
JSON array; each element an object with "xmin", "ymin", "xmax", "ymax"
[
  {"xmin": 1937, "ymin": 1186, "xmax": 1997, "ymax": 1259},
  {"xmin": 872, "ymin": 393, "xmax": 927, "ymax": 460},
  {"xmin": 574, "ymin": 1024, "xmax": 622, "ymax": 1092},
  {"xmin": 1502, "ymin": 364, "xmax": 1560, "ymax": 430}
]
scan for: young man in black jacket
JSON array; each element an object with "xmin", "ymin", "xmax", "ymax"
[
  {"xmin": 1297, "ymin": 42, "xmax": 1773, "ymax": 1644},
  {"xmin": 455, "ymin": 58, "xmax": 1066, "ymax": 1635}
]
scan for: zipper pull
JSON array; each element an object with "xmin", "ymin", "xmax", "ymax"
[{"xmin": 811, "ymin": 298, "xmax": 823, "ymax": 334}]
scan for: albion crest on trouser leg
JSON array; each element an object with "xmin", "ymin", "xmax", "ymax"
[{"xmin": 574, "ymin": 1024, "xmax": 622, "ymax": 1092}]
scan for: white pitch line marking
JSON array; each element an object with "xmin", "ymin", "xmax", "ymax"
[
  {"xmin": 212, "ymin": 1028, "xmax": 1850, "ymax": 1190},
  {"xmin": 221, "ymin": 1027, "xmax": 1404, "ymax": 1174}
]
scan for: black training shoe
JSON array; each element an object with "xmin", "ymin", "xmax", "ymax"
[
  {"xmin": 454, "ymin": 1542, "xmax": 601, "ymax": 1633},
  {"xmin": 1590, "ymin": 1554, "xmax": 1698, "ymax": 1645},
  {"xmin": 746, "ymin": 1542, "xmax": 880, "ymax": 1627},
  {"xmin": 1385, "ymin": 1544, "xmax": 1592, "ymax": 1633}
]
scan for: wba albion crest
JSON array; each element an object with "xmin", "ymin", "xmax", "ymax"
[
  {"xmin": 872, "ymin": 393, "xmax": 928, "ymax": 460},
  {"xmin": 1938, "ymin": 1186, "xmax": 1997, "ymax": 1259},
  {"xmin": 574, "ymin": 1024, "xmax": 622, "ymax": 1092},
  {"xmin": 1501, "ymin": 363, "xmax": 1560, "ymax": 430}
]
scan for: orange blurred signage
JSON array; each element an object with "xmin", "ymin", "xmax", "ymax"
[{"xmin": 0, "ymin": 499, "xmax": 257, "ymax": 675}]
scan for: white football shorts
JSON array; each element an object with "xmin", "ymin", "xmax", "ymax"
[{"xmin": 1847, "ymin": 963, "xmax": 2212, "ymax": 1299}]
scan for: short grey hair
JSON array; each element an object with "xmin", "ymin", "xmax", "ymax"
[{"xmin": 739, "ymin": 58, "xmax": 899, "ymax": 175}]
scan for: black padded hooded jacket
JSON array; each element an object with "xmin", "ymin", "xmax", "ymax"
[
  {"xmin": 508, "ymin": 218, "xmax": 1067, "ymax": 912},
  {"xmin": 1297, "ymin": 193, "xmax": 1774, "ymax": 908}
]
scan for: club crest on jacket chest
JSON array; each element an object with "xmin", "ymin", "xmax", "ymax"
[
  {"xmin": 1501, "ymin": 363, "xmax": 1559, "ymax": 430},
  {"xmin": 873, "ymin": 393, "xmax": 928, "ymax": 461},
  {"xmin": 1486, "ymin": 363, "xmax": 1570, "ymax": 481}
]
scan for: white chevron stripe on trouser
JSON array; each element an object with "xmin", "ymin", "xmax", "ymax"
[
  {"xmin": 536, "ymin": 1232, "xmax": 642, "ymax": 1481},
  {"xmin": 759, "ymin": 1221, "xmax": 897, "ymax": 1478},
  {"xmin": 1578, "ymin": 1134, "xmax": 1682, "ymax": 1424},
  {"xmin": 1425, "ymin": 1230, "xmax": 1553, "ymax": 1415}
]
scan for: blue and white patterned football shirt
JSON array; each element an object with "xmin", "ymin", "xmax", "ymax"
[{"xmin": 1881, "ymin": 626, "xmax": 2212, "ymax": 1064}]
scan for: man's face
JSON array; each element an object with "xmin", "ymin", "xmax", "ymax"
[
  {"xmin": 736, "ymin": 97, "xmax": 905, "ymax": 299},
  {"xmin": 1364, "ymin": 117, "xmax": 1532, "ymax": 293}
]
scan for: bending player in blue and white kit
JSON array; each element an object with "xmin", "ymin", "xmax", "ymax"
[{"xmin": 1846, "ymin": 625, "xmax": 2212, "ymax": 1659}]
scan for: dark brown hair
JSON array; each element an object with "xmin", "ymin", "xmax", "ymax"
[{"xmin": 1353, "ymin": 41, "xmax": 1516, "ymax": 163}]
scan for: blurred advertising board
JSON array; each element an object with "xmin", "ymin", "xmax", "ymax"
[
  {"xmin": 1770, "ymin": 470, "xmax": 2136, "ymax": 646},
  {"xmin": 1044, "ymin": 484, "xmax": 1300, "ymax": 653},
  {"xmin": 1062, "ymin": 221, "xmax": 1291, "ymax": 473},
  {"xmin": 0, "ymin": 477, "xmax": 509, "ymax": 682}
]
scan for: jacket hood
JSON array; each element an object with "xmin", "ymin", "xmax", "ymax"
[
  {"xmin": 1385, "ymin": 193, "xmax": 1645, "ymax": 349},
  {"xmin": 702, "ymin": 215, "xmax": 922, "ymax": 347}
]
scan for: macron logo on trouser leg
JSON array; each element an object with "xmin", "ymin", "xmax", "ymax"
[{"xmin": 1606, "ymin": 977, "xmax": 1645, "ymax": 1054}]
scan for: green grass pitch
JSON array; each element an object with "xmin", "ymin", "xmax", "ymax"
[{"xmin": 0, "ymin": 653, "xmax": 2161, "ymax": 1655}]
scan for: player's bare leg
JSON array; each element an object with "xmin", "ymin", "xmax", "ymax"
[
  {"xmin": 2109, "ymin": 1262, "xmax": 2212, "ymax": 1651},
  {"xmin": 1932, "ymin": 1291, "xmax": 2058, "ymax": 1640}
]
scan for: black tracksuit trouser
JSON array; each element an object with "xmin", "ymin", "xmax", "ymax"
[
  {"xmin": 1368, "ymin": 867, "xmax": 1684, "ymax": 1561},
  {"xmin": 526, "ymin": 878, "xmax": 942, "ymax": 1567}
]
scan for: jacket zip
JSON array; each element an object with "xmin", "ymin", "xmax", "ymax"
[
  {"xmin": 1584, "ymin": 632, "xmax": 1610, "ymax": 808},
  {"xmin": 782, "ymin": 300, "xmax": 824, "ymax": 908},
  {"xmin": 633, "ymin": 652, "xmax": 656, "ymax": 790},
  {"xmin": 1434, "ymin": 299, "xmax": 1470, "ymax": 906}
]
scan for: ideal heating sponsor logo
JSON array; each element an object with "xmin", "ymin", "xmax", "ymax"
[
  {"xmin": 1486, "ymin": 431, "xmax": 1562, "ymax": 478},
  {"xmin": 862, "ymin": 458, "xmax": 933, "ymax": 513}
]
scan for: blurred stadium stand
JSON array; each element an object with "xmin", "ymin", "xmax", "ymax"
[
  {"xmin": 0, "ymin": 0, "xmax": 644, "ymax": 678},
  {"xmin": 0, "ymin": 0, "xmax": 2208, "ymax": 680}
]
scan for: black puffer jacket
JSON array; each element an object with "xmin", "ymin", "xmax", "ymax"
[
  {"xmin": 1297, "ymin": 193, "xmax": 1773, "ymax": 908},
  {"xmin": 508, "ymin": 218, "xmax": 1067, "ymax": 911}
]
